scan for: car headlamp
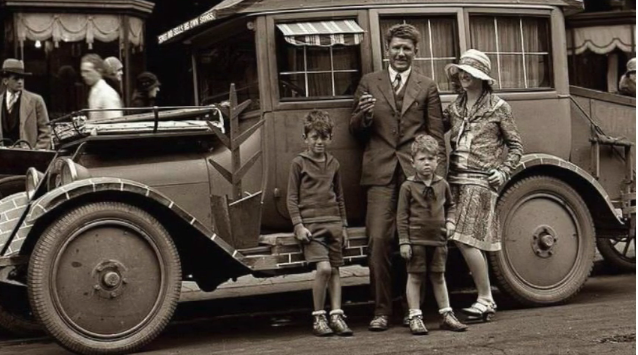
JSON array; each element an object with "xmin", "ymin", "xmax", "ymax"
[
  {"xmin": 59, "ymin": 158, "xmax": 90, "ymax": 186},
  {"xmin": 25, "ymin": 167, "xmax": 43, "ymax": 199}
]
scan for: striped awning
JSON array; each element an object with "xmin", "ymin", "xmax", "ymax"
[{"xmin": 276, "ymin": 20, "xmax": 364, "ymax": 47}]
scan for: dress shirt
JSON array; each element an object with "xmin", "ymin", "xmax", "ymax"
[{"xmin": 388, "ymin": 66, "xmax": 412, "ymax": 94}]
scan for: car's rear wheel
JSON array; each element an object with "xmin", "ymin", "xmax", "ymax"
[
  {"xmin": 28, "ymin": 201, "xmax": 181, "ymax": 355},
  {"xmin": 490, "ymin": 176, "xmax": 595, "ymax": 306},
  {"xmin": 597, "ymin": 233, "xmax": 635, "ymax": 271}
]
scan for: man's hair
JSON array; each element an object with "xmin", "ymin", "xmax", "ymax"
[
  {"xmin": 81, "ymin": 54, "xmax": 106, "ymax": 76},
  {"xmin": 385, "ymin": 23, "xmax": 420, "ymax": 47},
  {"xmin": 411, "ymin": 134, "xmax": 439, "ymax": 157},
  {"xmin": 302, "ymin": 110, "xmax": 334, "ymax": 137}
]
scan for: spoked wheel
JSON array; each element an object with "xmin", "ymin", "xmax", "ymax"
[
  {"xmin": 490, "ymin": 176, "xmax": 595, "ymax": 306},
  {"xmin": 28, "ymin": 202, "xmax": 181, "ymax": 355},
  {"xmin": 0, "ymin": 283, "xmax": 41, "ymax": 336},
  {"xmin": 597, "ymin": 232, "xmax": 635, "ymax": 271}
]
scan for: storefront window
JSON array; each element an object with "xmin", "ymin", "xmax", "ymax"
[
  {"xmin": 470, "ymin": 15, "xmax": 552, "ymax": 90},
  {"xmin": 196, "ymin": 25, "xmax": 260, "ymax": 111},
  {"xmin": 380, "ymin": 16, "xmax": 459, "ymax": 92}
]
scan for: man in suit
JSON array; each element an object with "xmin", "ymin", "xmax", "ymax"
[
  {"xmin": 0, "ymin": 59, "xmax": 51, "ymax": 149},
  {"xmin": 350, "ymin": 24, "xmax": 446, "ymax": 331}
]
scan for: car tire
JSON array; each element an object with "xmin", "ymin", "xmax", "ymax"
[
  {"xmin": 28, "ymin": 201, "xmax": 181, "ymax": 355},
  {"xmin": 0, "ymin": 176, "xmax": 25, "ymax": 199},
  {"xmin": 596, "ymin": 235, "xmax": 635, "ymax": 272},
  {"xmin": 0, "ymin": 283, "xmax": 42, "ymax": 336},
  {"xmin": 489, "ymin": 176, "xmax": 595, "ymax": 306}
]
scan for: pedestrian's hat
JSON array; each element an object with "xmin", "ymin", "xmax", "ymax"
[
  {"xmin": 627, "ymin": 58, "xmax": 636, "ymax": 73},
  {"xmin": 1, "ymin": 58, "xmax": 31, "ymax": 77},
  {"xmin": 104, "ymin": 57, "xmax": 123, "ymax": 73},
  {"xmin": 445, "ymin": 49, "xmax": 496, "ymax": 85},
  {"xmin": 136, "ymin": 72, "xmax": 161, "ymax": 92}
]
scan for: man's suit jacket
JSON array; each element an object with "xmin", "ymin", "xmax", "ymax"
[
  {"xmin": 0, "ymin": 90, "xmax": 51, "ymax": 149},
  {"xmin": 350, "ymin": 69, "xmax": 446, "ymax": 186}
]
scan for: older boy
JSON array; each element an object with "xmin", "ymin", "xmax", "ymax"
[
  {"xmin": 397, "ymin": 134, "xmax": 467, "ymax": 335},
  {"xmin": 287, "ymin": 110, "xmax": 352, "ymax": 337}
]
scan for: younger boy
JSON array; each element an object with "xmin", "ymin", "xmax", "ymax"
[
  {"xmin": 397, "ymin": 134, "xmax": 467, "ymax": 335},
  {"xmin": 287, "ymin": 110, "xmax": 353, "ymax": 337}
]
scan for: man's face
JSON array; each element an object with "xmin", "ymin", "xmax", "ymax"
[
  {"xmin": 81, "ymin": 62, "xmax": 101, "ymax": 86},
  {"xmin": 387, "ymin": 37, "xmax": 417, "ymax": 73},
  {"xmin": 3, "ymin": 75, "xmax": 24, "ymax": 93}
]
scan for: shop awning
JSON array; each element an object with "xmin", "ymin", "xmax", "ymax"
[
  {"xmin": 567, "ymin": 24, "xmax": 636, "ymax": 55},
  {"xmin": 276, "ymin": 20, "xmax": 364, "ymax": 47}
]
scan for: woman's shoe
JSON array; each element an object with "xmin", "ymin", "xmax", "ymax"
[{"xmin": 462, "ymin": 301, "xmax": 496, "ymax": 322}]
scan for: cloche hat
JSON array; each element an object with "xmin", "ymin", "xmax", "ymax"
[
  {"xmin": 626, "ymin": 58, "xmax": 636, "ymax": 73},
  {"xmin": 136, "ymin": 72, "xmax": 161, "ymax": 92},
  {"xmin": 445, "ymin": 49, "xmax": 496, "ymax": 85},
  {"xmin": 1, "ymin": 59, "xmax": 32, "ymax": 77}
]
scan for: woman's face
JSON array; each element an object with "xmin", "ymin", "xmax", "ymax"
[
  {"xmin": 458, "ymin": 69, "xmax": 482, "ymax": 92},
  {"xmin": 149, "ymin": 86, "xmax": 160, "ymax": 98}
]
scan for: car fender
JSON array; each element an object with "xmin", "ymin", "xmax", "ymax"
[
  {"xmin": 503, "ymin": 153, "xmax": 624, "ymax": 232},
  {"xmin": 4, "ymin": 178, "xmax": 251, "ymax": 276}
]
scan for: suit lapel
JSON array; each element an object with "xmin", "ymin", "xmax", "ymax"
[
  {"xmin": 377, "ymin": 70, "xmax": 397, "ymax": 112},
  {"xmin": 400, "ymin": 72, "xmax": 422, "ymax": 116}
]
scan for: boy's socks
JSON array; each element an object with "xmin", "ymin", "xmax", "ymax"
[
  {"xmin": 329, "ymin": 309, "xmax": 344, "ymax": 316},
  {"xmin": 408, "ymin": 309, "xmax": 422, "ymax": 318},
  {"xmin": 312, "ymin": 310, "xmax": 327, "ymax": 316},
  {"xmin": 439, "ymin": 307, "xmax": 453, "ymax": 315}
]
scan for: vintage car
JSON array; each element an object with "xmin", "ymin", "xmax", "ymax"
[{"xmin": 0, "ymin": 0, "xmax": 634, "ymax": 354}]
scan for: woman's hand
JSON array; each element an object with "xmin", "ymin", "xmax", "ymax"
[
  {"xmin": 446, "ymin": 222, "xmax": 456, "ymax": 239},
  {"xmin": 294, "ymin": 224, "xmax": 312, "ymax": 243},
  {"xmin": 400, "ymin": 244, "xmax": 412, "ymax": 260},
  {"xmin": 487, "ymin": 169, "xmax": 506, "ymax": 188}
]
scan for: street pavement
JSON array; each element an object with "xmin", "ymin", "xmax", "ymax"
[{"xmin": 1, "ymin": 273, "xmax": 634, "ymax": 355}]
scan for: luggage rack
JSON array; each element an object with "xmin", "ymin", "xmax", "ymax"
[{"xmin": 50, "ymin": 105, "xmax": 225, "ymax": 144}]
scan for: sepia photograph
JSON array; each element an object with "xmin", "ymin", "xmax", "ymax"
[{"xmin": 0, "ymin": 0, "xmax": 634, "ymax": 354}]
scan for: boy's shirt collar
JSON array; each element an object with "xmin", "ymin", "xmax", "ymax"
[
  {"xmin": 299, "ymin": 151, "xmax": 334, "ymax": 163},
  {"xmin": 407, "ymin": 174, "xmax": 443, "ymax": 184}
]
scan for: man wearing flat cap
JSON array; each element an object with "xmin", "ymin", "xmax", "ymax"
[{"xmin": 0, "ymin": 58, "xmax": 51, "ymax": 149}]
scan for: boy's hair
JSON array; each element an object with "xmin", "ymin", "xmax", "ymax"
[
  {"xmin": 385, "ymin": 23, "xmax": 420, "ymax": 47},
  {"xmin": 411, "ymin": 134, "xmax": 439, "ymax": 157},
  {"xmin": 302, "ymin": 110, "xmax": 334, "ymax": 137}
]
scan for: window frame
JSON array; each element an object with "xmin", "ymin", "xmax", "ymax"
[
  {"xmin": 373, "ymin": 9, "xmax": 464, "ymax": 94},
  {"xmin": 267, "ymin": 10, "xmax": 370, "ymax": 110},
  {"xmin": 464, "ymin": 7, "xmax": 555, "ymax": 93}
]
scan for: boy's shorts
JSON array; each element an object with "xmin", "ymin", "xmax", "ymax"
[
  {"xmin": 406, "ymin": 245, "xmax": 448, "ymax": 274},
  {"xmin": 301, "ymin": 222, "xmax": 344, "ymax": 267}
]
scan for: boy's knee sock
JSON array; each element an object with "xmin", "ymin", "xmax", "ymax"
[
  {"xmin": 409, "ymin": 309, "xmax": 422, "ymax": 318},
  {"xmin": 439, "ymin": 307, "xmax": 453, "ymax": 314}
]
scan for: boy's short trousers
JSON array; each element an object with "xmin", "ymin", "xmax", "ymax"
[
  {"xmin": 406, "ymin": 245, "xmax": 448, "ymax": 274},
  {"xmin": 301, "ymin": 222, "xmax": 344, "ymax": 267}
]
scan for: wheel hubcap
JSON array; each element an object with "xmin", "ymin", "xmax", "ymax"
[{"xmin": 532, "ymin": 226, "xmax": 558, "ymax": 258}]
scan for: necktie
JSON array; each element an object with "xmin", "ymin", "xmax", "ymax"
[
  {"xmin": 392, "ymin": 73, "xmax": 402, "ymax": 93},
  {"xmin": 7, "ymin": 92, "xmax": 19, "ymax": 114}
]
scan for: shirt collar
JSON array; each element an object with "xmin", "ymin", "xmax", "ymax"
[
  {"xmin": 407, "ymin": 174, "xmax": 443, "ymax": 185},
  {"xmin": 388, "ymin": 66, "xmax": 411, "ymax": 84}
]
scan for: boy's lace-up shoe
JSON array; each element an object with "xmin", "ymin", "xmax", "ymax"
[
  {"xmin": 329, "ymin": 311, "xmax": 353, "ymax": 336},
  {"xmin": 368, "ymin": 315, "xmax": 389, "ymax": 331},
  {"xmin": 409, "ymin": 315, "xmax": 428, "ymax": 335},
  {"xmin": 440, "ymin": 311, "xmax": 468, "ymax": 332},
  {"xmin": 313, "ymin": 313, "xmax": 334, "ymax": 337}
]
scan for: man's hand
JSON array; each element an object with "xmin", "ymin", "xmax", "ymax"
[
  {"xmin": 294, "ymin": 224, "xmax": 312, "ymax": 244},
  {"xmin": 446, "ymin": 222, "xmax": 456, "ymax": 239},
  {"xmin": 400, "ymin": 244, "xmax": 412, "ymax": 260},
  {"xmin": 342, "ymin": 227, "xmax": 349, "ymax": 249},
  {"xmin": 357, "ymin": 93, "xmax": 376, "ymax": 116},
  {"xmin": 487, "ymin": 169, "xmax": 506, "ymax": 188}
]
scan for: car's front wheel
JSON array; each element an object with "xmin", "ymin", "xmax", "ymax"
[{"xmin": 28, "ymin": 201, "xmax": 181, "ymax": 355}]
